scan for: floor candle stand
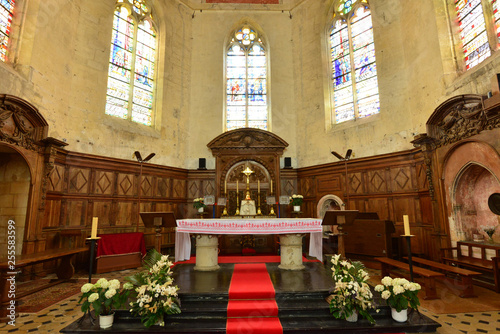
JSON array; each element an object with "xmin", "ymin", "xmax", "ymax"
[
  {"xmin": 78, "ymin": 237, "xmax": 100, "ymax": 325},
  {"xmin": 403, "ymin": 235, "xmax": 415, "ymax": 282}
]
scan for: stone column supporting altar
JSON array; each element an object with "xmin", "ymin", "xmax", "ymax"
[
  {"xmin": 278, "ymin": 234, "xmax": 305, "ymax": 270},
  {"xmin": 194, "ymin": 234, "xmax": 220, "ymax": 271}
]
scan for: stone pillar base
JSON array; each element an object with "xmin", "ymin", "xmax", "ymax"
[
  {"xmin": 278, "ymin": 234, "xmax": 305, "ymax": 270},
  {"xmin": 194, "ymin": 234, "xmax": 220, "ymax": 271}
]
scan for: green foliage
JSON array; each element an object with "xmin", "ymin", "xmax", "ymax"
[
  {"xmin": 78, "ymin": 278, "xmax": 133, "ymax": 316},
  {"xmin": 375, "ymin": 277, "xmax": 421, "ymax": 312}
]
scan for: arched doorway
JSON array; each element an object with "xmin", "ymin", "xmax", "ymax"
[
  {"xmin": 450, "ymin": 163, "xmax": 500, "ymax": 243},
  {"xmin": 0, "ymin": 145, "xmax": 32, "ymax": 255}
]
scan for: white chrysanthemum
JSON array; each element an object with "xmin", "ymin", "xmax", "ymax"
[
  {"xmin": 381, "ymin": 290, "xmax": 391, "ymax": 300},
  {"xmin": 105, "ymin": 288, "xmax": 116, "ymax": 299},
  {"xmin": 109, "ymin": 279, "xmax": 120, "ymax": 290},
  {"xmin": 381, "ymin": 276, "xmax": 392, "ymax": 286},
  {"xmin": 393, "ymin": 285, "xmax": 405, "ymax": 295},
  {"xmin": 88, "ymin": 292, "xmax": 99, "ymax": 303},
  {"xmin": 96, "ymin": 278, "xmax": 110, "ymax": 289},
  {"xmin": 413, "ymin": 283, "xmax": 421, "ymax": 290},
  {"xmin": 81, "ymin": 283, "xmax": 94, "ymax": 293}
]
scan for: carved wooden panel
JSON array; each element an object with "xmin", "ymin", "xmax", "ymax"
[
  {"xmin": 115, "ymin": 202, "xmax": 134, "ymax": 226},
  {"xmin": 367, "ymin": 170, "xmax": 387, "ymax": 193},
  {"xmin": 155, "ymin": 177, "xmax": 170, "ymax": 198},
  {"xmin": 43, "ymin": 200, "xmax": 61, "ymax": 228},
  {"xmin": 282, "ymin": 179, "xmax": 296, "ymax": 196},
  {"xmin": 48, "ymin": 164, "xmax": 65, "ymax": 192},
  {"xmin": 415, "ymin": 163, "xmax": 428, "ymax": 191},
  {"xmin": 366, "ymin": 198, "xmax": 390, "ymax": 221},
  {"xmin": 188, "ymin": 180, "xmax": 201, "ymax": 198},
  {"xmin": 93, "ymin": 201, "xmax": 112, "ymax": 227},
  {"xmin": 390, "ymin": 166, "xmax": 413, "ymax": 192},
  {"xmin": 66, "ymin": 200, "xmax": 87, "ymax": 226},
  {"xmin": 204, "ymin": 180, "xmax": 216, "ymax": 196},
  {"xmin": 140, "ymin": 175, "xmax": 154, "ymax": 197},
  {"xmin": 68, "ymin": 167, "xmax": 90, "ymax": 194},
  {"xmin": 317, "ymin": 175, "xmax": 341, "ymax": 193},
  {"xmin": 116, "ymin": 173, "xmax": 134, "ymax": 196},
  {"xmin": 392, "ymin": 197, "xmax": 416, "ymax": 223},
  {"xmin": 172, "ymin": 179, "xmax": 186, "ymax": 198},
  {"xmin": 94, "ymin": 171, "xmax": 115, "ymax": 195},
  {"xmin": 349, "ymin": 172, "xmax": 364, "ymax": 194}
]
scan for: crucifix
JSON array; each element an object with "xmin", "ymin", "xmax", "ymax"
[{"xmin": 241, "ymin": 166, "xmax": 254, "ymax": 200}]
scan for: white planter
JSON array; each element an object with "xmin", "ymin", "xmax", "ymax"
[
  {"xmin": 99, "ymin": 313, "xmax": 114, "ymax": 329},
  {"xmin": 198, "ymin": 207, "xmax": 204, "ymax": 213},
  {"xmin": 345, "ymin": 311, "xmax": 358, "ymax": 322},
  {"xmin": 293, "ymin": 205, "xmax": 300, "ymax": 212},
  {"xmin": 391, "ymin": 308, "xmax": 408, "ymax": 322}
]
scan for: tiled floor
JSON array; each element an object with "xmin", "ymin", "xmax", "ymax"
[{"xmin": 1, "ymin": 267, "xmax": 499, "ymax": 333}]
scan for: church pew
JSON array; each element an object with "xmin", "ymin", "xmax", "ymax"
[
  {"xmin": 375, "ymin": 257, "xmax": 445, "ymax": 300},
  {"xmin": 404, "ymin": 256, "xmax": 481, "ymax": 298},
  {"xmin": 0, "ymin": 247, "xmax": 88, "ymax": 318}
]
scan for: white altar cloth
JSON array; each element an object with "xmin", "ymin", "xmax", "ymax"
[{"xmin": 174, "ymin": 218, "xmax": 323, "ymax": 263}]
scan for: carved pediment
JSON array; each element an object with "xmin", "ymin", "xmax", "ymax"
[
  {"xmin": 426, "ymin": 95, "xmax": 491, "ymax": 147},
  {"xmin": 207, "ymin": 128, "xmax": 288, "ymax": 153},
  {"xmin": 0, "ymin": 95, "xmax": 48, "ymax": 150}
]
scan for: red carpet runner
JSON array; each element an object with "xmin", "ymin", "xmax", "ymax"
[{"xmin": 226, "ymin": 263, "xmax": 283, "ymax": 334}]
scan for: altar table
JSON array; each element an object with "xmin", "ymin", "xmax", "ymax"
[{"xmin": 175, "ymin": 218, "xmax": 323, "ymax": 270}]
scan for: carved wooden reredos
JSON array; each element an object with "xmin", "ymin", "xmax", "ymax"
[{"xmin": 207, "ymin": 128, "xmax": 288, "ymax": 198}]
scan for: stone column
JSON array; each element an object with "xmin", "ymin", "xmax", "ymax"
[
  {"xmin": 279, "ymin": 234, "xmax": 305, "ymax": 270},
  {"xmin": 194, "ymin": 234, "xmax": 220, "ymax": 271}
]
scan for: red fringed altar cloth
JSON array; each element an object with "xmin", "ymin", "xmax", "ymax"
[{"xmin": 96, "ymin": 232, "xmax": 146, "ymax": 258}]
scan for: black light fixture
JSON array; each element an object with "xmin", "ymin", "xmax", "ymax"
[
  {"xmin": 331, "ymin": 149, "xmax": 353, "ymax": 209},
  {"xmin": 134, "ymin": 151, "xmax": 156, "ymax": 231}
]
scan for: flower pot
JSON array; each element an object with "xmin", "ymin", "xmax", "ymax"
[
  {"xmin": 391, "ymin": 308, "xmax": 408, "ymax": 322},
  {"xmin": 99, "ymin": 313, "xmax": 114, "ymax": 329},
  {"xmin": 293, "ymin": 205, "xmax": 300, "ymax": 212},
  {"xmin": 345, "ymin": 311, "xmax": 358, "ymax": 322},
  {"xmin": 198, "ymin": 207, "xmax": 204, "ymax": 213}
]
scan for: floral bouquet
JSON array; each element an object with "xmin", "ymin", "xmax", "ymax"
[
  {"xmin": 79, "ymin": 278, "xmax": 133, "ymax": 316},
  {"xmin": 375, "ymin": 277, "xmax": 421, "ymax": 312},
  {"xmin": 193, "ymin": 197, "xmax": 206, "ymax": 209},
  {"xmin": 126, "ymin": 249, "xmax": 181, "ymax": 327},
  {"xmin": 327, "ymin": 254, "xmax": 376, "ymax": 324},
  {"xmin": 289, "ymin": 194, "xmax": 304, "ymax": 206}
]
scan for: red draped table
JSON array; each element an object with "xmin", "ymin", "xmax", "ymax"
[
  {"xmin": 96, "ymin": 232, "xmax": 146, "ymax": 273},
  {"xmin": 175, "ymin": 218, "xmax": 323, "ymax": 271}
]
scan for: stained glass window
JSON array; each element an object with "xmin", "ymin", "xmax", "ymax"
[
  {"xmin": 491, "ymin": 0, "xmax": 500, "ymax": 43},
  {"xmin": 105, "ymin": 0, "xmax": 156, "ymax": 126},
  {"xmin": 330, "ymin": 0, "xmax": 379, "ymax": 124},
  {"xmin": 226, "ymin": 26, "xmax": 268, "ymax": 131},
  {"xmin": 0, "ymin": 0, "xmax": 15, "ymax": 62},
  {"xmin": 456, "ymin": 0, "xmax": 491, "ymax": 70}
]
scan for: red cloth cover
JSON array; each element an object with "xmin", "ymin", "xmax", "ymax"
[{"xmin": 96, "ymin": 232, "xmax": 146, "ymax": 258}]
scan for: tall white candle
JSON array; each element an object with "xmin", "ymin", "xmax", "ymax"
[
  {"xmin": 403, "ymin": 215, "xmax": 410, "ymax": 235},
  {"xmin": 224, "ymin": 180, "xmax": 227, "ymax": 195},
  {"xmin": 258, "ymin": 180, "xmax": 260, "ymax": 193},
  {"xmin": 270, "ymin": 179, "xmax": 273, "ymax": 194},
  {"xmin": 236, "ymin": 180, "xmax": 238, "ymax": 192},
  {"xmin": 91, "ymin": 217, "xmax": 98, "ymax": 239}
]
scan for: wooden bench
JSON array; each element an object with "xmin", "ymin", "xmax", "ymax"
[
  {"xmin": 0, "ymin": 247, "xmax": 88, "ymax": 318},
  {"xmin": 441, "ymin": 241, "xmax": 500, "ymax": 293},
  {"xmin": 404, "ymin": 256, "xmax": 481, "ymax": 298},
  {"xmin": 375, "ymin": 257, "xmax": 445, "ymax": 300}
]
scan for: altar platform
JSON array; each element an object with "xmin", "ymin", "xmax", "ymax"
[{"xmin": 60, "ymin": 257, "xmax": 440, "ymax": 333}]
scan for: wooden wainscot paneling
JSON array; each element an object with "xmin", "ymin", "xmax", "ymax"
[
  {"xmin": 116, "ymin": 173, "xmax": 135, "ymax": 196},
  {"xmin": 349, "ymin": 171, "xmax": 364, "ymax": 195},
  {"xmin": 65, "ymin": 200, "xmax": 88, "ymax": 226},
  {"xmin": 390, "ymin": 166, "xmax": 414, "ymax": 192},
  {"xmin": 114, "ymin": 201, "xmax": 134, "ymax": 227},
  {"xmin": 172, "ymin": 179, "xmax": 186, "ymax": 198},
  {"xmin": 366, "ymin": 169, "xmax": 388, "ymax": 194},
  {"xmin": 366, "ymin": 197, "xmax": 391, "ymax": 221},
  {"xmin": 47, "ymin": 164, "xmax": 65, "ymax": 192},
  {"xmin": 317, "ymin": 175, "xmax": 341, "ymax": 193},
  {"xmin": 42, "ymin": 199, "xmax": 61, "ymax": 229},
  {"xmin": 92, "ymin": 201, "xmax": 112, "ymax": 227},
  {"xmin": 155, "ymin": 177, "xmax": 170, "ymax": 198}
]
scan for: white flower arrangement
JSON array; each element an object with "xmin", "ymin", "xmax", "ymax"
[
  {"xmin": 79, "ymin": 278, "xmax": 133, "ymax": 316},
  {"xmin": 126, "ymin": 249, "xmax": 181, "ymax": 327},
  {"xmin": 289, "ymin": 194, "xmax": 304, "ymax": 206},
  {"xmin": 327, "ymin": 254, "xmax": 376, "ymax": 324},
  {"xmin": 374, "ymin": 276, "xmax": 421, "ymax": 312},
  {"xmin": 193, "ymin": 197, "xmax": 206, "ymax": 209}
]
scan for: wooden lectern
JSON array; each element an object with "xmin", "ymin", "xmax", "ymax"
[
  {"xmin": 140, "ymin": 212, "xmax": 177, "ymax": 253},
  {"xmin": 322, "ymin": 210, "xmax": 358, "ymax": 257}
]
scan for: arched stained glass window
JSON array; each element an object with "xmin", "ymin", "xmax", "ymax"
[
  {"xmin": 456, "ymin": 0, "xmax": 491, "ymax": 70},
  {"xmin": 226, "ymin": 26, "xmax": 268, "ymax": 131},
  {"xmin": 329, "ymin": 0, "xmax": 379, "ymax": 124},
  {"xmin": 0, "ymin": 0, "xmax": 15, "ymax": 62},
  {"xmin": 105, "ymin": 0, "xmax": 156, "ymax": 126},
  {"xmin": 492, "ymin": 0, "xmax": 500, "ymax": 41}
]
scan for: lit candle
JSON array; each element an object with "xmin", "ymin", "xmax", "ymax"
[
  {"xmin": 224, "ymin": 180, "xmax": 227, "ymax": 195},
  {"xmin": 270, "ymin": 179, "xmax": 273, "ymax": 194},
  {"xmin": 91, "ymin": 217, "xmax": 98, "ymax": 239},
  {"xmin": 236, "ymin": 180, "xmax": 238, "ymax": 192},
  {"xmin": 403, "ymin": 215, "xmax": 410, "ymax": 235}
]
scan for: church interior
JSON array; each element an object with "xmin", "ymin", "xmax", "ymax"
[{"xmin": 1, "ymin": 0, "xmax": 500, "ymax": 332}]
